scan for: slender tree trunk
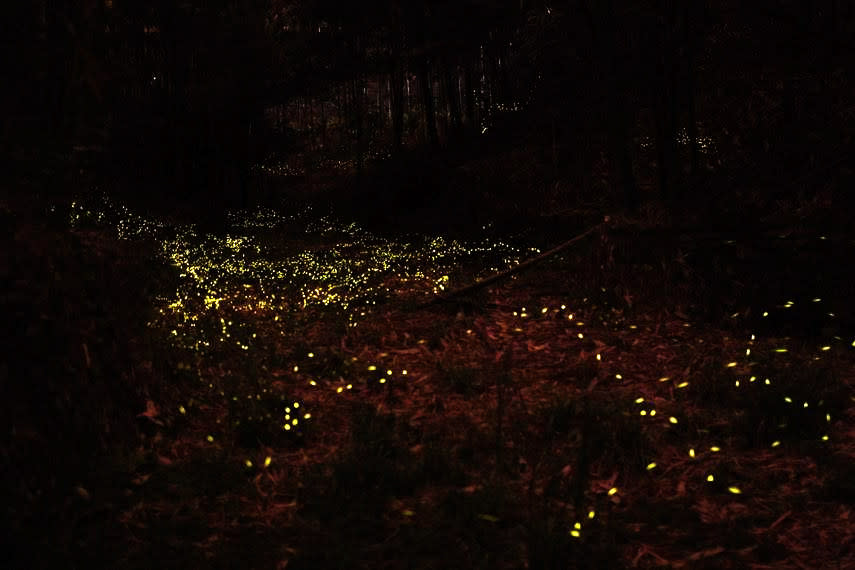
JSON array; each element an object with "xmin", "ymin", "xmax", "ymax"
[
  {"xmin": 419, "ymin": 56, "xmax": 439, "ymax": 148},
  {"xmin": 442, "ymin": 55, "xmax": 462, "ymax": 139},
  {"xmin": 463, "ymin": 61, "xmax": 476, "ymax": 131},
  {"xmin": 311, "ymin": 96, "xmax": 317, "ymax": 153},
  {"xmin": 497, "ymin": 38, "xmax": 511, "ymax": 108},
  {"xmin": 320, "ymin": 100, "xmax": 326, "ymax": 149},
  {"xmin": 350, "ymin": 77, "xmax": 365, "ymax": 174},
  {"xmin": 684, "ymin": 1, "xmax": 699, "ymax": 176},
  {"xmin": 654, "ymin": 0, "xmax": 679, "ymax": 201},
  {"xmin": 586, "ymin": 0, "xmax": 638, "ymax": 210},
  {"xmin": 390, "ymin": 55, "xmax": 404, "ymax": 151}
]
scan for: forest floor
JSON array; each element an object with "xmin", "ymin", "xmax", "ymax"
[{"xmin": 3, "ymin": 165, "xmax": 854, "ymax": 569}]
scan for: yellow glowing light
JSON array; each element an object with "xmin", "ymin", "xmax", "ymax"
[
  {"xmin": 771, "ymin": 441, "xmax": 780, "ymax": 447},
  {"xmin": 179, "ymin": 405, "xmax": 186, "ymax": 414},
  {"xmin": 588, "ymin": 510, "xmax": 595, "ymax": 519},
  {"xmin": 635, "ymin": 397, "xmax": 644, "ymax": 404},
  {"xmin": 346, "ymin": 384, "xmax": 352, "ymax": 390},
  {"xmin": 570, "ymin": 530, "xmax": 581, "ymax": 538},
  {"xmin": 763, "ymin": 311, "xmax": 769, "ymax": 317},
  {"xmin": 650, "ymin": 410, "xmax": 656, "ymax": 416},
  {"xmin": 774, "ymin": 348, "xmax": 788, "ymax": 353},
  {"xmin": 574, "ymin": 522, "xmax": 581, "ymax": 530},
  {"xmin": 689, "ymin": 448, "xmax": 695, "ymax": 458},
  {"xmin": 706, "ymin": 474, "xmax": 714, "ymax": 482},
  {"xmin": 640, "ymin": 410, "xmax": 647, "ymax": 416},
  {"xmin": 293, "ymin": 365, "xmax": 299, "ymax": 372},
  {"xmin": 367, "ymin": 365, "xmax": 377, "ymax": 371},
  {"xmin": 784, "ymin": 397, "xmax": 792, "ymax": 403},
  {"xmin": 206, "ymin": 435, "xmax": 214, "ymax": 442},
  {"xmin": 710, "ymin": 446, "xmax": 720, "ymax": 452},
  {"xmin": 615, "ymin": 374, "xmax": 623, "ymax": 379},
  {"xmin": 336, "ymin": 387, "xmax": 343, "ymax": 393},
  {"xmin": 561, "ymin": 305, "xmax": 566, "ymax": 310},
  {"xmin": 596, "ymin": 353, "xmax": 602, "ymax": 361},
  {"xmin": 379, "ymin": 378, "xmax": 386, "ymax": 383},
  {"xmin": 746, "ymin": 348, "xmax": 751, "ymax": 356},
  {"xmin": 821, "ymin": 435, "xmax": 829, "ymax": 441},
  {"xmin": 646, "ymin": 462, "xmax": 656, "ymax": 470},
  {"xmin": 608, "ymin": 487, "xmax": 618, "ymax": 496},
  {"xmin": 386, "ymin": 369, "xmax": 393, "ymax": 375},
  {"xmin": 284, "ymin": 424, "xmax": 291, "ymax": 430},
  {"xmin": 402, "ymin": 369, "xmax": 407, "ymax": 375},
  {"xmin": 245, "ymin": 459, "xmax": 253, "ymax": 467},
  {"xmin": 658, "ymin": 377, "xmax": 670, "ymax": 382},
  {"xmin": 309, "ymin": 380, "xmax": 317, "ymax": 386},
  {"xmin": 821, "ymin": 346, "xmax": 830, "ymax": 351},
  {"xmin": 669, "ymin": 417, "xmax": 678, "ymax": 424},
  {"xmin": 677, "ymin": 381, "xmax": 689, "ymax": 388},
  {"xmin": 577, "ymin": 333, "xmax": 584, "ymax": 339},
  {"xmin": 726, "ymin": 362, "xmax": 737, "ymax": 368},
  {"xmin": 541, "ymin": 307, "xmax": 548, "ymax": 314},
  {"xmin": 728, "ymin": 487, "xmax": 742, "ymax": 494},
  {"xmin": 308, "ymin": 352, "xmax": 314, "ymax": 357}
]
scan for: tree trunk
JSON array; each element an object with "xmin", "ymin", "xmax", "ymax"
[
  {"xmin": 463, "ymin": 61, "xmax": 476, "ymax": 131},
  {"xmin": 350, "ymin": 77, "xmax": 365, "ymax": 174},
  {"xmin": 390, "ymin": 55, "xmax": 404, "ymax": 151},
  {"xmin": 654, "ymin": 0, "xmax": 679, "ymax": 201},
  {"xmin": 419, "ymin": 56, "xmax": 439, "ymax": 148},
  {"xmin": 684, "ymin": 1, "xmax": 700, "ymax": 177},
  {"xmin": 586, "ymin": 0, "xmax": 639, "ymax": 210},
  {"xmin": 442, "ymin": 55, "xmax": 462, "ymax": 139}
]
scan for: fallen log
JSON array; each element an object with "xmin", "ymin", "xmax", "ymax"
[{"xmin": 419, "ymin": 220, "xmax": 606, "ymax": 308}]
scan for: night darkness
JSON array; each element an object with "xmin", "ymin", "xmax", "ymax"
[{"xmin": 2, "ymin": 1, "xmax": 855, "ymax": 568}]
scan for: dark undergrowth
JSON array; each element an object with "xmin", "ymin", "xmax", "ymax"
[{"xmin": 3, "ymin": 182, "xmax": 853, "ymax": 569}]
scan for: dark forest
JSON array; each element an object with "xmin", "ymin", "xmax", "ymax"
[{"xmin": 2, "ymin": 1, "xmax": 855, "ymax": 568}]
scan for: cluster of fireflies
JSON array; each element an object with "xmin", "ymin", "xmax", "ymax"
[
  {"xmin": 64, "ymin": 194, "xmax": 851, "ymax": 541},
  {"xmin": 64, "ymin": 194, "xmax": 534, "ymax": 438},
  {"xmin": 498, "ymin": 289, "xmax": 849, "ymax": 540},
  {"xmin": 68, "ymin": 198, "xmax": 537, "ymax": 355}
]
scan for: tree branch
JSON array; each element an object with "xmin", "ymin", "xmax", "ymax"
[{"xmin": 419, "ymin": 221, "xmax": 605, "ymax": 308}]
